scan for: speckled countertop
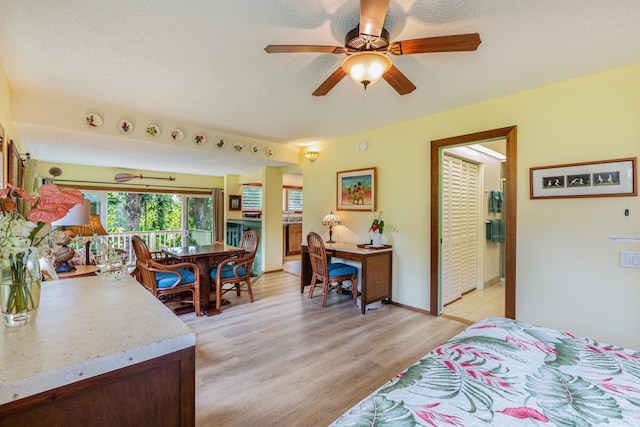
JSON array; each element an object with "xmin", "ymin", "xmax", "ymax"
[{"xmin": 0, "ymin": 275, "xmax": 195, "ymax": 404}]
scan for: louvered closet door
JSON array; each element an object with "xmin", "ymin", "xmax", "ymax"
[{"xmin": 441, "ymin": 154, "xmax": 479, "ymax": 305}]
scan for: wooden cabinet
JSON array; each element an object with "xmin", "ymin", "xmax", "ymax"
[
  {"xmin": 285, "ymin": 223, "xmax": 302, "ymax": 255},
  {"xmin": 0, "ymin": 348, "xmax": 195, "ymax": 427}
]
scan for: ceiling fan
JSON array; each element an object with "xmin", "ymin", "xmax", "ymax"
[{"xmin": 265, "ymin": 0, "xmax": 481, "ymax": 96}]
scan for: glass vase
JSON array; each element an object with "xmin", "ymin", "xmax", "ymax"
[
  {"xmin": 0, "ymin": 251, "xmax": 42, "ymax": 327},
  {"xmin": 372, "ymin": 231, "xmax": 382, "ymax": 247}
]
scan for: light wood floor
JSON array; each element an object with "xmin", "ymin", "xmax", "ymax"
[{"xmin": 181, "ymin": 271, "xmax": 466, "ymax": 426}]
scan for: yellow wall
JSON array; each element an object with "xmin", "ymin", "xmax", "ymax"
[
  {"xmin": 263, "ymin": 166, "xmax": 284, "ymax": 272},
  {"xmin": 302, "ymin": 63, "xmax": 640, "ymax": 349},
  {"xmin": 0, "ymin": 61, "xmax": 21, "ymax": 186},
  {"xmin": 0, "ymin": 62, "xmax": 13, "ymax": 137},
  {"xmin": 37, "ymin": 161, "xmax": 223, "ymax": 192}
]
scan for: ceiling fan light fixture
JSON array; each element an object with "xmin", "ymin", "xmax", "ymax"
[{"xmin": 341, "ymin": 52, "xmax": 392, "ymax": 90}]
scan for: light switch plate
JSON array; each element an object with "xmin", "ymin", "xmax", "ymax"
[{"xmin": 620, "ymin": 251, "xmax": 640, "ymax": 269}]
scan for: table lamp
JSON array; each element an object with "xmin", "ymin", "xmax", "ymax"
[
  {"xmin": 322, "ymin": 211, "xmax": 341, "ymax": 243},
  {"xmin": 69, "ymin": 214, "xmax": 109, "ymax": 265},
  {"xmin": 51, "ymin": 199, "xmax": 91, "ymax": 272}
]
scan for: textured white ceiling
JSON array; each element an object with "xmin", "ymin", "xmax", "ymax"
[{"xmin": 1, "ymin": 0, "xmax": 639, "ymax": 175}]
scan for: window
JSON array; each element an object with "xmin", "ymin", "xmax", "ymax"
[
  {"xmin": 242, "ymin": 184, "xmax": 262, "ymax": 212},
  {"xmin": 77, "ymin": 190, "xmax": 214, "ymax": 252},
  {"xmin": 283, "ymin": 186, "xmax": 303, "ymax": 212}
]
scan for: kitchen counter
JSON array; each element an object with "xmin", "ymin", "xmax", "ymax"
[{"xmin": 0, "ymin": 275, "xmax": 195, "ymax": 425}]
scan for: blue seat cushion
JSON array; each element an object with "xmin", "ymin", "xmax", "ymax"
[
  {"xmin": 327, "ymin": 262, "xmax": 358, "ymax": 278},
  {"xmin": 155, "ymin": 269, "xmax": 195, "ymax": 289},
  {"xmin": 211, "ymin": 264, "xmax": 248, "ymax": 280}
]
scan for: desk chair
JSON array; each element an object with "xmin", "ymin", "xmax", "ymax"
[
  {"xmin": 131, "ymin": 236, "xmax": 201, "ymax": 316},
  {"xmin": 210, "ymin": 230, "xmax": 259, "ymax": 311},
  {"xmin": 306, "ymin": 232, "xmax": 358, "ymax": 307}
]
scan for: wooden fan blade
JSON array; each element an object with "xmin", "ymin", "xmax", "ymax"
[
  {"xmin": 312, "ymin": 68, "xmax": 347, "ymax": 96},
  {"xmin": 114, "ymin": 173, "xmax": 141, "ymax": 183},
  {"xmin": 265, "ymin": 45, "xmax": 346, "ymax": 54},
  {"xmin": 359, "ymin": 0, "xmax": 389, "ymax": 37},
  {"xmin": 383, "ymin": 65, "xmax": 416, "ymax": 95},
  {"xmin": 389, "ymin": 33, "xmax": 481, "ymax": 55}
]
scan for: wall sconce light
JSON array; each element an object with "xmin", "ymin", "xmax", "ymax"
[{"xmin": 305, "ymin": 151, "xmax": 319, "ymax": 161}]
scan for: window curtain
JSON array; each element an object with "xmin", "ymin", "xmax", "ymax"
[{"xmin": 212, "ymin": 187, "xmax": 224, "ymax": 242}]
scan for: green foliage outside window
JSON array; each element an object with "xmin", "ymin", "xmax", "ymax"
[{"xmin": 107, "ymin": 192, "xmax": 182, "ymax": 232}]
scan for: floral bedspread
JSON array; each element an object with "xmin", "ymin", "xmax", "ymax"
[{"xmin": 331, "ymin": 317, "xmax": 640, "ymax": 426}]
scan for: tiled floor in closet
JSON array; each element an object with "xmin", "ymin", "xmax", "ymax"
[{"xmin": 443, "ymin": 281, "xmax": 505, "ymax": 323}]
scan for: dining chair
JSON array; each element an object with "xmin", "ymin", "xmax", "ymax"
[
  {"xmin": 210, "ymin": 230, "xmax": 259, "ymax": 312},
  {"xmin": 306, "ymin": 232, "xmax": 358, "ymax": 307},
  {"xmin": 131, "ymin": 235, "xmax": 202, "ymax": 316}
]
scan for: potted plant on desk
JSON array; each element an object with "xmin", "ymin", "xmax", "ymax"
[{"xmin": 369, "ymin": 211, "xmax": 398, "ymax": 247}]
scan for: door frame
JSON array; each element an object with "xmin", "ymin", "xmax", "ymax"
[{"xmin": 430, "ymin": 126, "xmax": 517, "ymax": 319}]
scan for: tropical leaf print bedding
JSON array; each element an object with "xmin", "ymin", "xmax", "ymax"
[{"xmin": 331, "ymin": 317, "xmax": 640, "ymax": 426}]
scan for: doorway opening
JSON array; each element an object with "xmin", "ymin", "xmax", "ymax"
[
  {"xmin": 430, "ymin": 126, "xmax": 517, "ymax": 322},
  {"xmin": 440, "ymin": 142, "xmax": 506, "ymax": 322}
]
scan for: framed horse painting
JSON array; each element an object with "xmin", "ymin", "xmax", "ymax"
[{"xmin": 336, "ymin": 167, "xmax": 376, "ymax": 211}]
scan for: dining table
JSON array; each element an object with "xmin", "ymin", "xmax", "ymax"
[{"xmin": 162, "ymin": 243, "xmax": 244, "ymax": 315}]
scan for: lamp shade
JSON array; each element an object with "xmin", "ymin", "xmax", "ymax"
[
  {"xmin": 69, "ymin": 214, "xmax": 108, "ymax": 237},
  {"xmin": 322, "ymin": 211, "xmax": 341, "ymax": 226},
  {"xmin": 304, "ymin": 151, "xmax": 319, "ymax": 161},
  {"xmin": 341, "ymin": 52, "xmax": 392, "ymax": 89},
  {"xmin": 51, "ymin": 199, "xmax": 90, "ymax": 226}
]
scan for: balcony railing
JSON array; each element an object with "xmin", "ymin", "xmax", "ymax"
[
  {"xmin": 71, "ymin": 229, "xmax": 217, "ymax": 263},
  {"xmin": 102, "ymin": 230, "xmax": 184, "ymax": 261}
]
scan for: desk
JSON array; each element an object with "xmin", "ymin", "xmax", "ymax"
[
  {"xmin": 57, "ymin": 264, "xmax": 100, "ymax": 279},
  {"xmin": 163, "ymin": 244, "xmax": 244, "ymax": 315},
  {"xmin": 301, "ymin": 242, "xmax": 393, "ymax": 314}
]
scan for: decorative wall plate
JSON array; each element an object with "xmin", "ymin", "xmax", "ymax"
[
  {"xmin": 250, "ymin": 144, "xmax": 260, "ymax": 154},
  {"xmin": 194, "ymin": 134, "xmax": 206, "ymax": 145},
  {"xmin": 146, "ymin": 124, "xmax": 160, "ymax": 137},
  {"xmin": 233, "ymin": 142, "xmax": 244, "ymax": 152},
  {"xmin": 215, "ymin": 137, "xmax": 226, "ymax": 149},
  {"xmin": 86, "ymin": 113, "xmax": 103, "ymax": 128},
  {"xmin": 266, "ymin": 147, "xmax": 274, "ymax": 157},
  {"xmin": 170, "ymin": 128, "xmax": 184, "ymax": 141},
  {"xmin": 119, "ymin": 119, "xmax": 133, "ymax": 134}
]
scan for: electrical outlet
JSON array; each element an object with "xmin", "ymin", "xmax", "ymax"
[{"xmin": 620, "ymin": 251, "xmax": 640, "ymax": 269}]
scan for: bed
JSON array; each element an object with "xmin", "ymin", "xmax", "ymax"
[{"xmin": 331, "ymin": 317, "xmax": 640, "ymax": 426}]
